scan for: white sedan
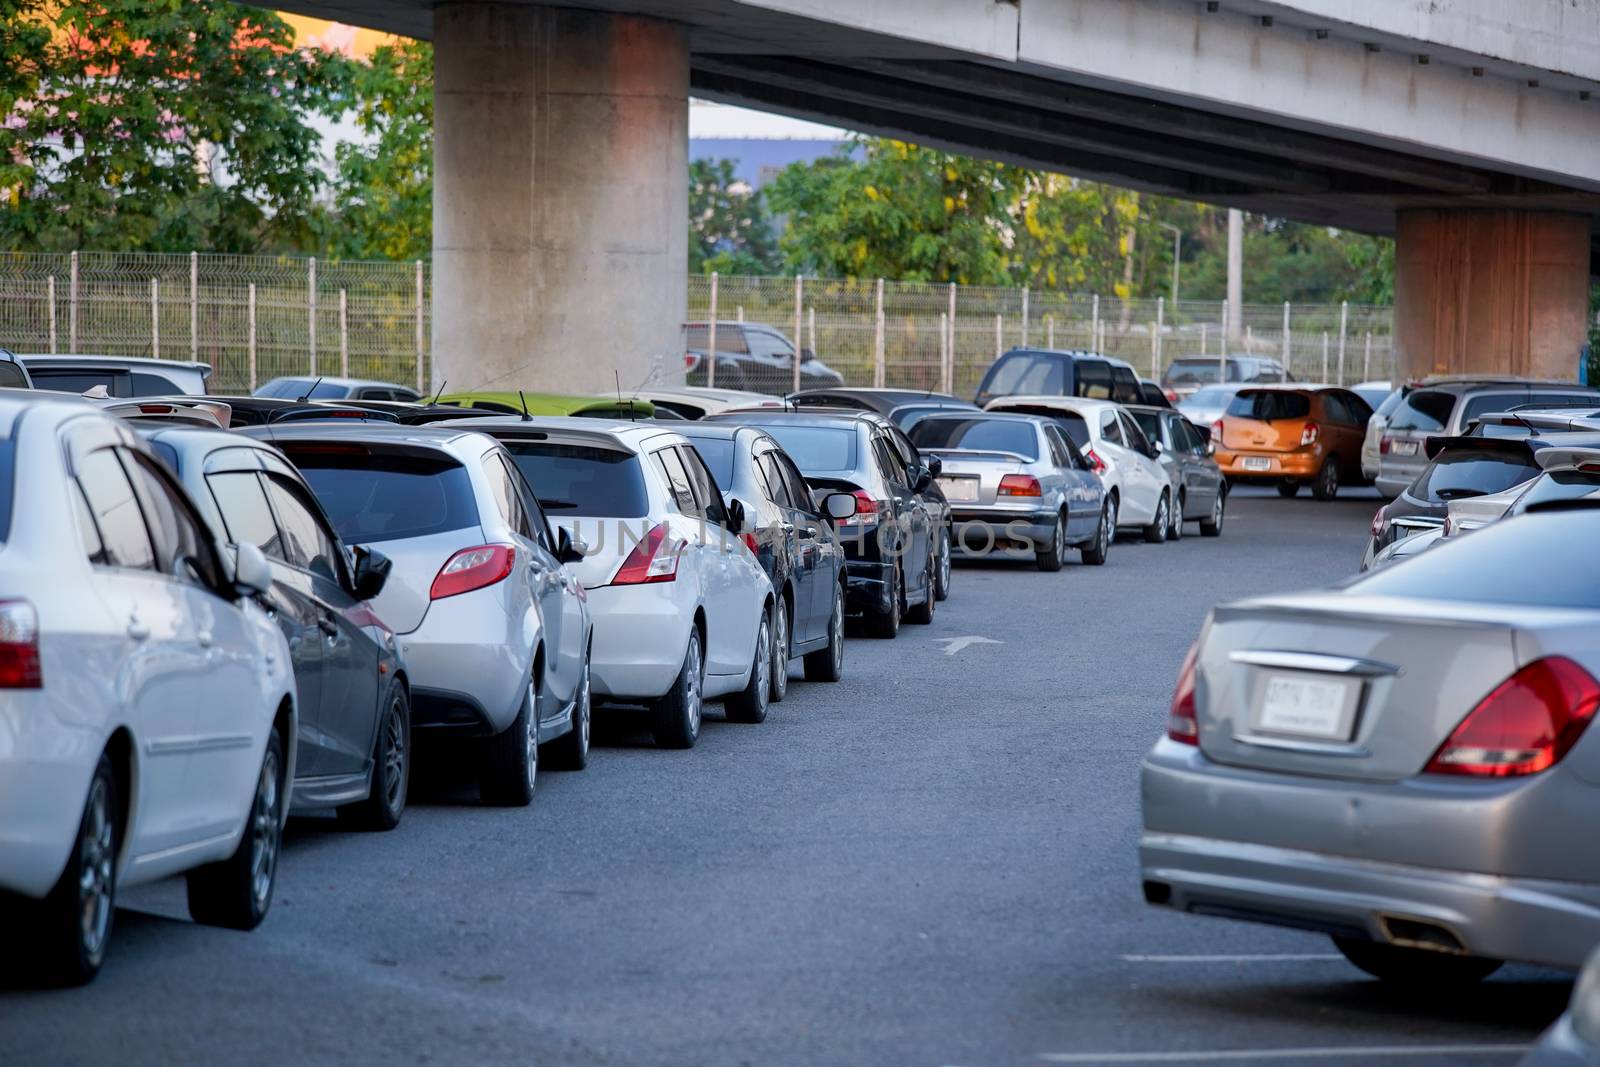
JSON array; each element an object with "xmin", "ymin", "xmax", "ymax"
[{"xmin": 0, "ymin": 395, "xmax": 296, "ymax": 985}]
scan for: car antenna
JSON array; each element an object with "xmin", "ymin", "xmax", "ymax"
[
  {"xmin": 615, "ymin": 370, "xmax": 635, "ymax": 421},
  {"xmin": 430, "ymin": 379, "xmax": 448, "ymax": 406},
  {"xmin": 296, "ymin": 376, "xmax": 323, "ymax": 403},
  {"xmin": 518, "ymin": 389, "xmax": 530, "ymax": 422}
]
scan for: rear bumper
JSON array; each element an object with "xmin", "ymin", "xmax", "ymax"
[
  {"xmin": 949, "ymin": 508, "xmax": 1055, "ymax": 550},
  {"xmin": 584, "ymin": 584, "xmax": 692, "ymax": 701},
  {"xmin": 844, "ymin": 559, "xmax": 895, "ymax": 615},
  {"xmin": 399, "ymin": 587, "xmax": 529, "ymax": 736},
  {"xmin": 0, "ymin": 695, "xmax": 96, "ymax": 898},
  {"xmin": 1215, "ymin": 448, "xmax": 1321, "ymax": 480}
]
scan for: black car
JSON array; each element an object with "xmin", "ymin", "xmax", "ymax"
[
  {"xmin": 788, "ymin": 387, "xmax": 978, "ymax": 423},
  {"xmin": 683, "ymin": 321, "xmax": 846, "ymax": 394},
  {"xmin": 705, "ymin": 410, "xmax": 937, "ymax": 638},
  {"xmin": 674, "ymin": 423, "xmax": 852, "ymax": 696},
  {"xmin": 973, "ymin": 348, "xmax": 1143, "ymax": 407},
  {"xmin": 1137, "ymin": 379, "xmax": 1172, "ymax": 408},
  {"xmin": 1125, "ymin": 404, "xmax": 1227, "ymax": 538}
]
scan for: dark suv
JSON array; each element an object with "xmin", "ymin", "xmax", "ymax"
[
  {"xmin": 1161, "ymin": 355, "xmax": 1290, "ymax": 401},
  {"xmin": 683, "ymin": 321, "xmax": 846, "ymax": 394},
  {"xmin": 973, "ymin": 348, "xmax": 1142, "ymax": 408}
]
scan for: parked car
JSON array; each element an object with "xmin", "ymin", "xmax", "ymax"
[
  {"xmin": 1176, "ymin": 383, "xmax": 1245, "ymax": 430},
  {"xmin": 705, "ymin": 410, "xmax": 938, "ymax": 637},
  {"xmin": 788, "ymin": 387, "xmax": 977, "ymax": 419},
  {"xmin": 674, "ymin": 422, "xmax": 853, "ymax": 697},
  {"xmin": 1520, "ymin": 942, "xmax": 1600, "ymax": 1065},
  {"xmin": 1351, "ymin": 379, "xmax": 1392, "ymax": 413},
  {"xmin": 1126, "ymin": 404, "xmax": 1228, "ymax": 538},
  {"xmin": 0, "ymin": 395, "xmax": 295, "ymax": 984},
  {"xmin": 0, "ymin": 348, "xmax": 34, "ymax": 389},
  {"xmin": 973, "ymin": 348, "xmax": 1142, "ymax": 407},
  {"xmin": 1137, "ymin": 378, "xmax": 1172, "ymax": 408},
  {"xmin": 21, "ymin": 354, "xmax": 210, "ymax": 396},
  {"xmin": 457, "ymin": 417, "xmax": 776, "ymax": 746},
  {"xmin": 682, "ymin": 321, "xmax": 846, "ymax": 393},
  {"xmin": 1360, "ymin": 385, "xmax": 1407, "ymax": 488},
  {"xmin": 631, "ymin": 387, "xmax": 783, "ymax": 420},
  {"xmin": 1375, "ymin": 377, "xmax": 1600, "ymax": 497},
  {"xmin": 981, "ymin": 395, "xmax": 1173, "ymax": 542},
  {"xmin": 1211, "ymin": 385, "xmax": 1373, "ymax": 499},
  {"xmin": 1160, "ymin": 354, "xmax": 1290, "ymax": 402},
  {"xmin": 1143, "ymin": 506, "xmax": 1600, "ymax": 980},
  {"xmin": 438, "ymin": 391, "xmax": 656, "ymax": 420},
  {"xmin": 908, "ymin": 412, "xmax": 1110, "ymax": 570},
  {"xmin": 255, "ymin": 376, "xmax": 422, "ymax": 403},
  {"xmin": 142, "ymin": 426, "xmax": 411, "ymax": 830},
  {"xmin": 244, "ymin": 423, "xmax": 593, "ymax": 799}
]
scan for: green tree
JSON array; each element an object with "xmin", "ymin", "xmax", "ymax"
[
  {"xmin": 688, "ymin": 157, "xmax": 780, "ymax": 275},
  {"xmin": 329, "ymin": 38, "xmax": 432, "ymax": 261},
  {"xmin": 0, "ymin": 0, "xmax": 351, "ymax": 253}
]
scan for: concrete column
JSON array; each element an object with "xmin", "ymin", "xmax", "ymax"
[
  {"xmin": 432, "ymin": 4, "xmax": 688, "ymax": 393},
  {"xmin": 1394, "ymin": 209, "xmax": 1590, "ymax": 382}
]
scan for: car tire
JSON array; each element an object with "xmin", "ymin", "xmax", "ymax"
[
  {"xmin": 769, "ymin": 592, "xmax": 790, "ymax": 704},
  {"xmin": 1170, "ymin": 492, "xmax": 1185, "ymax": 540},
  {"xmin": 1144, "ymin": 491, "xmax": 1171, "ymax": 544},
  {"xmin": 865, "ymin": 565, "xmax": 902, "ymax": 638},
  {"xmin": 933, "ymin": 525, "xmax": 952, "ymax": 601},
  {"xmin": 545, "ymin": 650, "xmax": 591, "ymax": 771},
  {"xmin": 1035, "ymin": 511, "xmax": 1067, "ymax": 572},
  {"xmin": 1332, "ymin": 937, "xmax": 1502, "ymax": 985},
  {"xmin": 187, "ymin": 726, "xmax": 284, "ymax": 931},
  {"xmin": 652, "ymin": 627, "xmax": 704, "ymax": 748},
  {"xmin": 29, "ymin": 753, "xmax": 118, "ymax": 986},
  {"xmin": 480, "ymin": 680, "xmax": 537, "ymax": 806},
  {"xmin": 1277, "ymin": 480, "xmax": 1301, "ymax": 498},
  {"xmin": 804, "ymin": 582, "xmax": 846, "ymax": 682},
  {"xmin": 905, "ymin": 554, "xmax": 936, "ymax": 624},
  {"xmin": 338, "ymin": 681, "xmax": 410, "ymax": 831},
  {"xmin": 1312, "ymin": 456, "xmax": 1341, "ymax": 500},
  {"xmin": 724, "ymin": 610, "xmax": 772, "ymax": 724},
  {"xmin": 1082, "ymin": 500, "xmax": 1113, "ymax": 566},
  {"xmin": 1199, "ymin": 489, "xmax": 1226, "ymax": 537}
]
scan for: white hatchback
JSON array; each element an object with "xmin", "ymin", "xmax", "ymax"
[{"xmin": 0, "ymin": 394, "xmax": 296, "ymax": 985}]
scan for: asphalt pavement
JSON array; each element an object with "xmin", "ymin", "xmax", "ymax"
[{"xmin": 0, "ymin": 487, "xmax": 1573, "ymax": 1066}]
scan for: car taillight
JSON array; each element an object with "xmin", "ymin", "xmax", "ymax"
[
  {"xmin": 1163, "ymin": 388, "xmax": 1178, "ymax": 403},
  {"xmin": 430, "ymin": 545, "xmax": 516, "ymax": 600},
  {"xmin": 1379, "ymin": 436, "xmax": 1392, "ymax": 454},
  {"xmin": 1425, "ymin": 656, "xmax": 1600, "ymax": 777},
  {"xmin": 1300, "ymin": 421, "xmax": 1320, "ymax": 447},
  {"xmin": 1210, "ymin": 420, "xmax": 1224, "ymax": 446},
  {"xmin": 684, "ymin": 352, "xmax": 701, "ymax": 372},
  {"xmin": 0, "ymin": 600, "xmax": 42, "ymax": 688},
  {"xmin": 998, "ymin": 474, "xmax": 1042, "ymax": 497},
  {"xmin": 1370, "ymin": 505, "xmax": 1388, "ymax": 539},
  {"xmin": 612, "ymin": 522, "xmax": 682, "ymax": 585},
  {"xmin": 1084, "ymin": 449, "xmax": 1108, "ymax": 475},
  {"xmin": 849, "ymin": 490, "xmax": 879, "ymax": 526},
  {"xmin": 1168, "ymin": 642, "xmax": 1199, "ymax": 744},
  {"xmin": 740, "ymin": 531, "xmax": 759, "ymax": 553}
]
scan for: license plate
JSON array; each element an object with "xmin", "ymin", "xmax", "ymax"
[
  {"xmin": 1255, "ymin": 673, "xmax": 1356, "ymax": 740},
  {"xmin": 938, "ymin": 477, "xmax": 978, "ymax": 503},
  {"xmin": 1240, "ymin": 456, "xmax": 1272, "ymax": 472},
  {"xmin": 1390, "ymin": 440, "xmax": 1419, "ymax": 456}
]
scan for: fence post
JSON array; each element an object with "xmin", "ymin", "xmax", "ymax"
[
  {"xmin": 1020, "ymin": 286, "xmax": 1030, "ymax": 346},
  {"xmin": 1199, "ymin": 323, "xmax": 1207, "ymax": 357},
  {"xmin": 807, "ymin": 305, "xmax": 816, "ymax": 364},
  {"xmin": 69, "ymin": 251, "xmax": 78, "ymax": 354},
  {"xmin": 1281, "ymin": 301, "xmax": 1291, "ymax": 367},
  {"xmin": 414, "ymin": 260, "xmax": 425, "ymax": 394},
  {"xmin": 1246, "ymin": 325, "xmax": 1254, "ymax": 354},
  {"xmin": 1155, "ymin": 296, "xmax": 1165, "ymax": 378},
  {"xmin": 150, "ymin": 278, "xmax": 159, "ymax": 359},
  {"xmin": 1321, "ymin": 331, "xmax": 1330, "ymax": 380},
  {"xmin": 189, "ymin": 251, "xmax": 198, "ymax": 361},
  {"xmin": 736, "ymin": 305, "xmax": 744, "ymax": 323},
  {"xmin": 946, "ymin": 283, "xmax": 957, "ymax": 394},
  {"xmin": 1336, "ymin": 300, "xmax": 1349, "ymax": 385},
  {"xmin": 1363, "ymin": 332, "xmax": 1372, "ymax": 382},
  {"xmin": 792, "ymin": 275, "xmax": 804, "ymax": 394},
  {"xmin": 307, "ymin": 257, "xmax": 318, "ymax": 375},
  {"xmin": 872, "ymin": 277, "xmax": 885, "ymax": 389},
  {"xmin": 938, "ymin": 312, "xmax": 949, "ymax": 393},
  {"xmin": 993, "ymin": 313, "xmax": 1003, "ymax": 364},
  {"xmin": 1218, "ymin": 300, "xmax": 1228, "ymax": 382},
  {"xmin": 247, "ymin": 283, "xmax": 258, "ymax": 392},
  {"xmin": 706, "ymin": 271, "xmax": 719, "ymax": 389},
  {"xmin": 1046, "ymin": 314, "xmax": 1055, "ymax": 348},
  {"xmin": 1090, "ymin": 294, "xmax": 1100, "ymax": 350},
  {"xmin": 339, "ymin": 289, "xmax": 349, "ymax": 377},
  {"xmin": 47, "ymin": 275, "xmax": 56, "ymax": 354}
]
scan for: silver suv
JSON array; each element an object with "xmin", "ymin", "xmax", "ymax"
[{"xmin": 1374, "ymin": 377, "xmax": 1600, "ymax": 497}]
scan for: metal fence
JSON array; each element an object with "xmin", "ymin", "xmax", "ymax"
[{"xmin": 0, "ymin": 252, "xmax": 1395, "ymax": 397}]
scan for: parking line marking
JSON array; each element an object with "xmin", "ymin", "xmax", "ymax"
[
  {"xmin": 1119, "ymin": 953, "xmax": 1344, "ymax": 963},
  {"xmin": 1038, "ymin": 1044, "xmax": 1529, "ymax": 1063}
]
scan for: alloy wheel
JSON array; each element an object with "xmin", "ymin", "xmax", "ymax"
[
  {"xmin": 382, "ymin": 696, "xmax": 406, "ymax": 814},
  {"xmin": 77, "ymin": 776, "xmax": 114, "ymax": 964},
  {"xmin": 1212, "ymin": 493, "xmax": 1223, "ymax": 528},
  {"xmin": 249, "ymin": 748, "xmax": 281, "ymax": 912},
  {"xmin": 771, "ymin": 600, "xmax": 788, "ymax": 700},
  {"xmin": 937, "ymin": 529, "xmax": 952, "ymax": 596},
  {"xmin": 577, "ymin": 658, "xmax": 591, "ymax": 756},
  {"xmin": 830, "ymin": 587, "xmax": 844, "ymax": 672},
  {"xmin": 686, "ymin": 635, "xmax": 703, "ymax": 736}
]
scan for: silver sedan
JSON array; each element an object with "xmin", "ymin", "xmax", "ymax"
[{"xmin": 1141, "ymin": 505, "xmax": 1600, "ymax": 981}]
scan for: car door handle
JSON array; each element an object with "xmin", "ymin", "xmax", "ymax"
[
  {"xmin": 317, "ymin": 615, "xmax": 339, "ymax": 638},
  {"xmin": 197, "ymin": 630, "xmax": 213, "ymax": 649},
  {"xmin": 127, "ymin": 618, "xmax": 150, "ymax": 642}
]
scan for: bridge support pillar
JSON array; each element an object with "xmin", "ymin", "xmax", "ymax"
[
  {"xmin": 1394, "ymin": 209, "xmax": 1591, "ymax": 383},
  {"xmin": 432, "ymin": 3, "xmax": 687, "ymax": 393}
]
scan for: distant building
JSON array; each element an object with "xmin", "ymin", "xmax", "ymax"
[{"xmin": 689, "ymin": 101, "xmax": 850, "ymax": 189}]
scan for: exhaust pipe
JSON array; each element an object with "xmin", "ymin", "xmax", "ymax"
[{"xmin": 1377, "ymin": 914, "xmax": 1469, "ymax": 955}]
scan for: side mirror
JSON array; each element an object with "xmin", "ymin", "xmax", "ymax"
[
  {"xmin": 822, "ymin": 492, "xmax": 858, "ymax": 521},
  {"xmin": 556, "ymin": 526, "xmax": 587, "ymax": 565},
  {"xmin": 724, "ymin": 496, "xmax": 747, "ymax": 533},
  {"xmin": 911, "ymin": 464, "xmax": 933, "ymax": 492},
  {"xmin": 351, "ymin": 545, "xmax": 392, "ymax": 600},
  {"xmin": 925, "ymin": 455, "xmax": 943, "ymax": 478},
  {"xmin": 1152, "ymin": 440, "xmax": 1166, "ymax": 456},
  {"xmin": 800, "ymin": 347, "xmax": 816, "ymax": 363},
  {"xmin": 233, "ymin": 542, "xmax": 273, "ymax": 598}
]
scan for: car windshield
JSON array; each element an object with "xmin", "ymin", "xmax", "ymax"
[
  {"xmin": 288, "ymin": 449, "xmax": 479, "ymax": 543},
  {"xmin": 1164, "ymin": 359, "xmax": 1234, "ymax": 385},
  {"xmin": 1348, "ymin": 508, "xmax": 1600, "ymax": 609},
  {"xmin": 749, "ymin": 424, "xmax": 857, "ymax": 473},
  {"xmin": 1388, "ymin": 389, "xmax": 1454, "ymax": 432},
  {"xmin": 1413, "ymin": 448, "xmax": 1539, "ymax": 503},
  {"xmin": 1226, "ymin": 390, "xmax": 1310, "ymax": 421},
  {"xmin": 500, "ymin": 441, "xmax": 648, "ymax": 517},
  {"xmin": 1512, "ymin": 468, "xmax": 1600, "ymax": 514},
  {"xmin": 909, "ymin": 418, "xmax": 1039, "ymax": 459},
  {"xmin": 679, "ymin": 436, "xmax": 735, "ymax": 489},
  {"xmin": 979, "ymin": 352, "xmax": 1063, "ymax": 397}
]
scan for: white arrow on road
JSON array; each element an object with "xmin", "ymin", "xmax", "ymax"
[{"xmin": 934, "ymin": 636, "xmax": 1002, "ymax": 656}]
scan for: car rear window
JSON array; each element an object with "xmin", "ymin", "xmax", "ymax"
[
  {"xmin": 499, "ymin": 442, "xmax": 648, "ymax": 518},
  {"xmin": 752, "ymin": 424, "xmax": 857, "ymax": 473},
  {"xmin": 909, "ymin": 418, "xmax": 1039, "ymax": 460},
  {"xmin": 1388, "ymin": 389, "xmax": 1454, "ymax": 432},
  {"xmin": 991, "ymin": 406, "xmax": 1090, "ymax": 448},
  {"xmin": 285, "ymin": 448, "xmax": 479, "ymax": 543},
  {"xmin": 0, "ymin": 438, "xmax": 13, "ymax": 541},
  {"xmin": 1348, "ymin": 508, "xmax": 1600, "ymax": 609},
  {"xmin": 1373, "ymin": 389, "xmax": 1406, "ymax": 418},
  {"xmin": 1460, "ymin": 391, "xmax": 1599, "ymax": 426},
  {"xmin": 1414, "ymin": 447, "xmax": 1539, "ymax": 503},
  {"xmin": 1512, "ymin": 469, "xmax": 1600, "ymax": 513},
  {"xmin": 1226, "ymin": 390, "xmax": 1310, "ymax": 421},
  {"xmin": 1164, "ymin": 358, "xmax": 1231, "ymax": 386},
  {"xmin": 979, "ymin": 352, "xmax": 1063, "ymax": 397},
  {"xmin": 30, "ymin": 369, "xmax": 128, "ymax": 396},
  {"xmin": 0, "ymin": 362, "xmax": 28, "ymax": 389},
  {"xmin": 677, "ymin": 436, "xmax": 735, "ymax": 489}
]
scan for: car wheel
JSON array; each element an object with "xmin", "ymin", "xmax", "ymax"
[
  {"xmin": 1199, "ymin": 489, "xmax": 1226, "ymax": 537},
  {"xmin": 804, "ymin": 582, "xmax": 846, "ymax": 682},
  {"xmin": 545, "ymin": 649, "xmax": 591, "ymax": 771},
  {"xmin": 725, "ymin": 610, "xmax": 772, "ymax": 724},
  {"xmin": 865, "ymin": 565, "xmax": 902, "ymax": 638},
  {"xmin": 1312, "ymin": 456, "xmax": 1341, "ymax": 500},
  {"xmin": 1082, "ymin": 500, "xmax": 1113, "ymax": 566},
  {"xmin": 652, "ymin": 627, "xmax": 703, "ymax": 748},
  {"xmin": 1277, "ymin": 480, "xmax": 1301, "ymax": 498},
  {"xmin": 905, "ymin": 552, "xmax": 936, "ymax": 624},
  {"xmin": 933, "ymin": 525, "xmax": 952, "ymax": 601},
  {"xmin": 769, "ymin": 593, "xmax": 790, "ymax": 704},
  {"xmin": 338, "ymin": 681, "xmax": 410, "ymax": 830},
  {"xmin": 187, "ymin": 726, "xmax": 283, "ymax": 930},
  {"xmin": 30, "ymin": 753, "xmax": 118, "ymax": 986},
  {"xmin": 1144, "ymin": 491, "xmax": 1170, "ymax": 544},
  {"xmin": 1332, "ymin": 937, "xmax": 1502, "ymax": 985},
  {"xmin": 480, "ymin": 678, "xmax": 537, "ymax": 806},
  {"xmin": 1035, "ymin": 511, "xmax": 1067, "ymax": 572},
  {"xmin": 1170, "ymin": 492, "xmax": 1185, "ymax": 540}
]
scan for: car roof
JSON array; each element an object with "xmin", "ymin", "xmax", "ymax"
[
  {"xmin": 263, "ymin": 375, "xmax": 405, "ymax": 389},
  {"xmin": 20, "ymin": 354, "xmax": 211, "ymax": 373},
  {"xmin": 423, "ymin": 413, "xmax": 685, "ymax": 445},
  {"xmin": 986, "ymin": 394, "xmax": 1118, "ymax": 412},
  {"xmin": 1001, "ymin": 347, "xmax": 1136, "ymax": 370},
  {"xmin": 0, "ymin": 387, "xmax": 94, "ymax": 435},
  {"xmin": 1412, "ymin": 377, "xmax": 1594, "ymax": 395},
  {"xmin": 914, "ymin": 409, "xmax": 1038, "ymax": 424},
  {"xmin": 1123, "ymin": 403, "xmax": 1179, "ymax": 415},
  {"xmin": 706, "ymin": 409, "xmax": 872, "ymax": 429},
  {"xmin": 237, "ymin": 422, "xmax": 486, "ymax": 449}
]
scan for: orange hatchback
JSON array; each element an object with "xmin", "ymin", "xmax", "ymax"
[{"xmin": 1211, "ymin": 385, "xmax": 1374, "ymax": 499}]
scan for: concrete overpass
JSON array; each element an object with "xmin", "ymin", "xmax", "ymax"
[{"xmin": 270, "ymin": 0, "xmax": 1600, "ymax": 391}]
